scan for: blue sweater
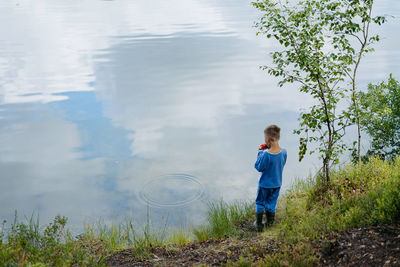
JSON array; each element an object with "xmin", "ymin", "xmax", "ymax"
[{"xmin": 255, "ymin": 148, "xmax": 287, "ymax": 188}]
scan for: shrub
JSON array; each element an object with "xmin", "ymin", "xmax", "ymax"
[{"xmin": 359, "ymin": 75, "xmax": 400, "ymax": 161}]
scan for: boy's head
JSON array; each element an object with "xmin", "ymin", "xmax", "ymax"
[{"xmin": 264, "ymin": 125, "xmax": 281, "ymax": 143}]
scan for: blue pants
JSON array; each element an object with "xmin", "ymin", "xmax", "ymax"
[{"xmin": 255, "ymin": 187, "xmax": 280, "ymax": 214}]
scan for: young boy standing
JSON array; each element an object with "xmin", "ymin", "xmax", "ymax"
[{"xmin": 254, "ymin": 125, "xmax": 287, "ymax": 232}]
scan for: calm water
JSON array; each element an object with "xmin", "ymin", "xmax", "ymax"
[{"xmin": 1, "ymin": 0, "xmax": 399, "ymax": 230}]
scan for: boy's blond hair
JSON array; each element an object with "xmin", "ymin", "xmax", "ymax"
[{"xmin": 264, "ymin": 125, "xmax": 281, "ymax": 141}]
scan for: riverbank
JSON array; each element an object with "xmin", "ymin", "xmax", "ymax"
[
  {"xmin": 1, "ymin": 157, "xmax": 399, "ymax": 266},
  {"xmin": 106, "ymin": 223, "xmax": 400, "ymax": 266}
]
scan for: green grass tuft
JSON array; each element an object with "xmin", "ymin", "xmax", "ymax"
[
  {"xmin": 193, "ymin": 200, "xmax": 254, "ymax": 240},
  {"xmin": 167, "ymin": 228, "xmax": 193, "ymax": 246}
]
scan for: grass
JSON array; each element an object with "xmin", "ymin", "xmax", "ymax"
[
  {"xmin": 193, "ymin": 200, "xmax": 255, "ymax": 241},
  {"xmin": 1, "ymin": 157, "xmax": 399, "ymax": 266},
  {"xmin": 0, "ymin": 210, "xmax": 193, "ymax": 265},
  {"xmin": 0, "ymin": 212, "xmax": 104, "ymax": 266},
  {"xmin": 276, "ymin": 156, "xmax": 400, "ymax": 243},
  {"xmin": 167, "ymin": 228, "xmax": 193, "ymax": 246},
  {"xmin": 82, "ymin": 218, "xmax": 163, "ymax": 259}
]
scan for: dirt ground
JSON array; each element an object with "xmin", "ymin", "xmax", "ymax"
[
  {"xmin": 104, "ymin": 235, "xmax": 278, "ymax": 267},
  {"xmin": 105, "ymin": 223, "xmax": 400, "ymax": 266},
  {"xmin": 317, "ymin": 223, "xmax": 400, "ymax": 267}
]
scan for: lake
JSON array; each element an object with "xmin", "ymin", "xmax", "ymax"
[{"xmin": 0, "ymin": 0, "xmax": 399, "ymax": 231}]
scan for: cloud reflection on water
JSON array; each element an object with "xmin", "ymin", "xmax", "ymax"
[{"xmin": 0, "ymin": 0, "xmax": 399, "ymax": 230}]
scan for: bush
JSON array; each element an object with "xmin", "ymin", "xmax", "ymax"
[{"xmin": 359, "ymin": 74, "xmax": 400, "ymax": 161}]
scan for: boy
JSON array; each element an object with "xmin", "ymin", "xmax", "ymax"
[{"xmin": 254, "ymin": 125, "xmax": 287, "ymax": 232}]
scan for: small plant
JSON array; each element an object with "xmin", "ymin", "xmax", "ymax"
[
  {"xmin": 193, "ymin": 225, "xmax": 213, "ymax": 242},
  {"xmin": 167, "ymin": 229, "xmax": 192, "ymax": 247}
]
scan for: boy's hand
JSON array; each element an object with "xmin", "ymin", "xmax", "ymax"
[{"xmin": 259, "ymin": 144, "xmax": 268, "ymax": 150}]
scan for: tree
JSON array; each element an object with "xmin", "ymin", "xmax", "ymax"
[
  {"xmin": 332, "ymin": 0, "xmax": 387, "ymax": 164},
  {"xmin": 359, "ymin": 75, "xmax": 400, "ymax": 161},
  {"xmin": 252, "ymin": 0, "xmax": 385, "ymax": 183}
]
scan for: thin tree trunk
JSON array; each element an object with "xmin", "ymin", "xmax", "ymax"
[
  {"xmin": 357, "ymin": 115, "xmax": 361, "ymax": 164},
  {"xmin": 351, "ymin": 5, "xmax": 373, "ymax": 164},
  {"xmin": 323, "ymin": 157, "xmax": 331, "ymax": 184},
  {"xmin": 352, "ymin": 89, "xmax": 362, "ymax": 164},
  {"xmin": 316, "ymin": 78, "xmax": 333, "ymax": 184}
]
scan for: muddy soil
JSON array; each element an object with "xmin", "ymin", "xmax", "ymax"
[{"xmin": 317, "ymin": 223, "xmax": 400, "ymax": 267}]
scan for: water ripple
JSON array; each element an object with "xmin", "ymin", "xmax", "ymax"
[{"xmin": 138, "ymin": 173, "xmax": 205, "ymax": 208}]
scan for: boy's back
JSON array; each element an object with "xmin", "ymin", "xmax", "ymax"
[{"xmin": 255, "ymin": 149, "xmax": 287, "ymax": 188}]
